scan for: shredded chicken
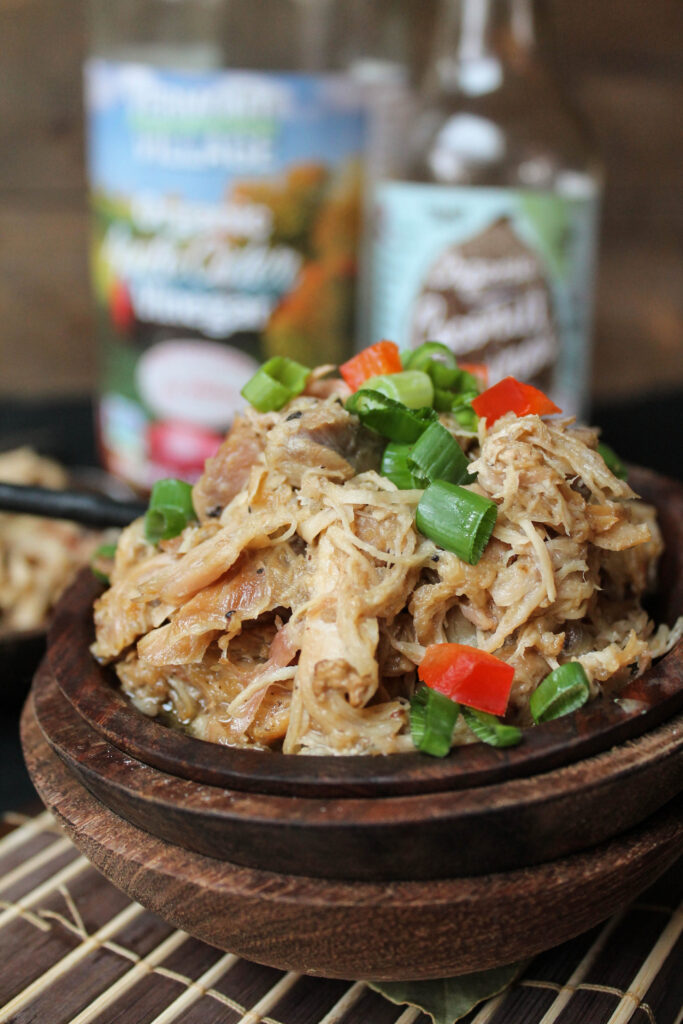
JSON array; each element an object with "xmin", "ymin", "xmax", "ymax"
[
  {"xmin": 92, "ymin": 392, "xmax": 678, "ymax": 754},
  {"xmin": 0, "ymin": 448, "xmax": 104, "ymax": 633}
]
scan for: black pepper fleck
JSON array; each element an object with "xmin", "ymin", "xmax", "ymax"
[
  {"xmin": 256, "ymin": 567, "xmax": 265, "ymax": 575},
  {"xmin": 285, "ymin": 411, "xmax": 303, "ymax": 421},
  {"xmin": 206, "ymin": 505, "xmax": 223, "ymax": 518}
]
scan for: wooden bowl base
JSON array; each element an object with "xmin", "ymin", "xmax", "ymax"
[{"xmin": 21, "ymin": 694, "xmax": 683, "ymax": 981}]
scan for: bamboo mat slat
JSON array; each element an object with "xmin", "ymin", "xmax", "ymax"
[{"xmin": 0, "ymin": 811, "xmax": 680, "ymax": 1024}]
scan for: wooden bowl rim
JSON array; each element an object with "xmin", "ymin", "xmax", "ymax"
[
  {"xmin": 47, "ymin": 466, "xmax": 683, "ymax": 798},
  {"xmin": 21, "ymin": 693, "xmax": 683, "ymax": 980},
  {"xmin": 31, "ymin": 658, "xmax": 683, "ymax": 881}
]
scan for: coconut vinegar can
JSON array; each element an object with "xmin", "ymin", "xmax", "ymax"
[{"xmin": 86, "ymin": 0, "xmax": 411, "ymax": 487}]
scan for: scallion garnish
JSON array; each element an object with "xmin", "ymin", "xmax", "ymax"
[
  {"xmin": 429, "ymin": 363, "xmax": 479, "ymax": 395},
  {"xmin": 462, "ymin": 707, "xmax": 522, "ymax": 748},
  {"xmin": 434, "ymin": 387, "xmax": 458, "ymax": 412},
  {"xmin": 345, "ymin": 390, "xmax": 437, "ymax": 443},
  {"xmin": 529, "ymin": 662, "xmax": 591, "ymax": 723},
  {"xmin": 360, "ymin": 370, "xmax": 434, "ymax": 410},
  {"xmin": 428, "ymin": 363, "xmax": 461, "ymax": 390},
  {"xmin": 403, "ymin": 343, "xmax": 482, "ymax": 415},
  {"xmin": 403, "ymin": 341, "xmax": 458, "ymax": 372},
  {"xmin": 404, "ymin": 343, "xmax": 480, "ymax": 387},
  {"xmin": 90, "ymin": 543, "xmax": 118, "ymax": 584},
  {"xmin": 410, "ymin": 684, "xmax": 460, "ymax": 757},
  {"xmin": 241, "ymin": 356, "xmax": 310, "ymax": 412},
  {"xmin": 597, "ymin": 442, "xmax": 628, "ymax": 481},
  {"xmin": 381, "ymin": 443, "xmax": 417, "ymax": 489},
  {"xmin": 408, "ymin": 422, "xmax": 471, "ymax": 488},
  {"xmin": 416, "ymin": 480, "xmax": 497, "ymax": 564},
  {"xmin": 451, "ymin": 392, "xmax": 479, "ymax": 432},
  {"xmin": 144, "ymin": 478, "xmax": 197, "ymax": 545}
]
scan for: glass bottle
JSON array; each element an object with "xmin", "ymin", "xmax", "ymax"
[
  {"xmin": 86, "ymin": 0, "xmax": 410, "ymax": 487},
  {"xmin": 369, "ymin": 0, "xmax": 602, "ymax": 416}
]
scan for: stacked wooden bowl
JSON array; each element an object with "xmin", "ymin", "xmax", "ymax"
[{"xmin": 21, "ymin": 468, "xmax": 683, "ymax": 980}]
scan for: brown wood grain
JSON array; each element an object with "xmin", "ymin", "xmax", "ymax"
[
  {"xmin": 0, "ymin": 202, "xmax": 94, "ymax": 395},
  {"xmin": 20, "ymin": 694, "xmax": 683, "ymax": 981},
  {"xmin": 30, "ymin": 657, "xmax": 683, "ymax": 882},
  {"xmin": 0, "ymin": 0, "xmax": 681, "ymax": 401}
]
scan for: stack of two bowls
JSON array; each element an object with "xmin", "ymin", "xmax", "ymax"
[{"xmin": 21, "ymin": 467, "xmax": 683, "ymax": 981}]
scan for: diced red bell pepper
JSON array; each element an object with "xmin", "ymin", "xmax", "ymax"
[
  {"xmin": 471, "ymin": 376, "xmax": 561, "ymax": 426},
  {"xmin": 458, "ymin": 362, "xmax": 489, "ymax": 390},
  {"xmin": 418, "ymin": 643, "xmax": 515, "ymax": 717},
  {"xmin": 340, "ymin": 340, "xmax": 403, "ymax": 392}
]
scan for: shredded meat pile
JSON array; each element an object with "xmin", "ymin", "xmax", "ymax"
[
  {"xmin": 0, "ymin": 448, "xmax": 103, "ymax": 633},
  {"xmin": 92, "ymin": 393, "xmax": 676, "ymax": 755}
]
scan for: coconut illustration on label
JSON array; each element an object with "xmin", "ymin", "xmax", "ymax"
[
  {"xmin": 410, "ymin": 217, "xmax": 559, "ymax": 392},
  {"xmin": 135, "ymin": 339, "xmax": 259, "ymax": 481}
]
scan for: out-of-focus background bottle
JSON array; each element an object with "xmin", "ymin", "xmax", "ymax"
[
  {"xmin": 2, "ymin": 1, "xmax": 681, "ymax": 476},
  {"xmin": 369, "ymin": 0, "xmax": 603, "ymax": 416},
  {"xmin": 86, "ymin": 0, "xmax": 412, "ymax": 488}
]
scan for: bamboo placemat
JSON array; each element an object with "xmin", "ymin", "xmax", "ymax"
[{"xmin": 0, "ymin": 810, "xmax": 680, "ymax": 1024}]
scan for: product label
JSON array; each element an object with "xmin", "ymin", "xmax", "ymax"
[
  {"xmin": 370, "ymin": 182, "xmax": 599, "ymax": 415},
  {"xmin": 86, "ymin": 59, "xmax": 367, "ymax": 486}
]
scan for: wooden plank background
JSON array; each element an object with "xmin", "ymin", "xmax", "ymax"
[{"xmin": 0, "ymin": 0, "xmax": 681, "ymax": 402}]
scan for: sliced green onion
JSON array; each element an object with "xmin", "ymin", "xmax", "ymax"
[
  {"xmin": 450, "ymin": 392, "xmax": 479, "ymax": 432},
  {"xmin": 597, "ymin": 442, "xmax": 628, "ymax": 481},
  {"xmin": 530, "ymin": 663, "xmax": 591, "ymax": 724},
  {"xmin": 90, "ymin": 543, "xmax": 118, "ymax": 584},
  {"xmin": 416, "ymin": 480, "xmax": 497, "ymax": 564},
  {"xmin": 403, "ymin": 343, "xmax": 483, "ymax": 417},
  {"xmin": 410, "ymin": 684, "xmax": 460, "ymax": 757},
  {"xmin": 403, "ymin": 341, "xmax": 458, "ymax": 373},
  {"xmin": 381, "ymin": 443, "xmax": 417, "ymax": 489},
  {"xmin": 410, "ymin": 357, "xmax": 479, "ymax": 395},
  {"xmin": 360, "ymin": 371, "xmax": 434, "ymax": 409},
  {"xmin": 462, "ymin": 707, "xmax": 522, "ymax": 748},
  {"xmin": 144, "ymin": 478, "xmax": 197, "ymax": 545},
  {"xmin": 434, "ymin": 387, "xmax": 458, "ymax": 412},
  {"xmin": 428, "ymin": 363, "xmax": 459, "ymax": 390},
  {"xmin": 408, "ymin": 422, "xmax": 471, "ymax": 488},
  {"xmin": 453, "ymin": 389, "xmax": 479, "ymax": 407},
  {"xmin": 241, "ymin": 356, "xmax": 310, "ymax": 412},
  {"xmin": 346, "ymin": 390, "xmax": 437, "ymax": 443},
  {"xmin": 456, "ymin": 370, "xmax": 480, "ymax": 394},
  {"xmin": 94, "ymin": 543, "xmax": 117, "ymax": 559},
  {"xmin": 429, "ymin": 363, "xmax": 479, "ymax": 395}
]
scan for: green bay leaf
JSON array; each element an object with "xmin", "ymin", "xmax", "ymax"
[{"xmin": 368, "ymin": 961, "xmax": 526, "ymax": 1024}]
